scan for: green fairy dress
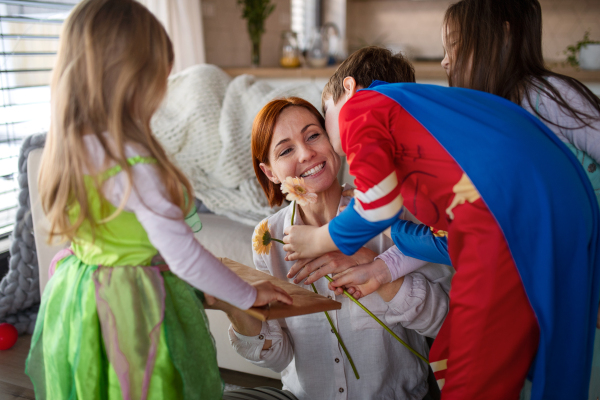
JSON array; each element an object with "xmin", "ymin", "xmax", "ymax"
[{"xmin": 26, "ymin": 157, "xmax": 223, "ymax": 400}]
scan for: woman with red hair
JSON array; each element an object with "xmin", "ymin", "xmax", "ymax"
[{"xmin": 213, "ymin": 97, "xmax": 453, "ymax": 400}]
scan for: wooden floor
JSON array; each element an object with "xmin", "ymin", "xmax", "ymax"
[
  {"xmin": 0, "ymin": 335, "xmax": 281, "ymax": 399},
  {"xmin": 0, "ymin": 335, "xmax": 35, "ymax": 400}
]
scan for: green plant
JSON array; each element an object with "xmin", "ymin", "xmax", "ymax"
[
  {"xmin": 564, "ymin": 31, "xmax": 600, "ymax": 67},
  {"xmin": 238, "ymin": 0, "xmax": 276, "ymax": 66}
]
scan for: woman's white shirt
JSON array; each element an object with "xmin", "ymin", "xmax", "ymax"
[{"xmin": 229, "ymin": 185, "xmax": 453, "ymax": 400}]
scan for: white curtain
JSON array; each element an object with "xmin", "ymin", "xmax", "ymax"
[{"xmin": 139, "ymin": 0, "xmax": 206, "ymax": 74}]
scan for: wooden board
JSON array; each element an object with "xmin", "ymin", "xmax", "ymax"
[{"xmin": 218, "ymin": 257, "xmax": 341, "ymax": 321}]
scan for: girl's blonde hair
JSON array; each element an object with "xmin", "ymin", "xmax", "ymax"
[{"xmin": 39, "ymin": 0, "xmax": 193, "ymax": 242}]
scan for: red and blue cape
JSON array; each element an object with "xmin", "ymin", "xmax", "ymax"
[{"xmin": 329, "ymin": 81, "xmax": 600, "ymax": 399}]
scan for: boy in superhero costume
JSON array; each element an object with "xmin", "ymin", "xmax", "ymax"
[{"xmin": 282, "ymin": 48, "xmax": 600, "ymax": 400}]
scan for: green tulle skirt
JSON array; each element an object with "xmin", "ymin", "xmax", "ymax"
[{"xmin": 26, "ymin": 254, "xmax": 224, "ymax": 400}]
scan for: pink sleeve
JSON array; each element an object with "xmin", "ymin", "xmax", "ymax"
[
  {"xmin": 104, "ymin": 162, "xmax": 257, "ymax": 310},
  {"xmin": 375, "ymin": 207, "xmax": 428, "ymax": 281},
  {"xmin": 375, "ymin": 246, "xmax": 428, "ymax": 281}
]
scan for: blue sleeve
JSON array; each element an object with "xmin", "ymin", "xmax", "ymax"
[
  {"xmin": 328, "ymin": 198, "xmax": 402, "ymax": 256},
  {"xmin": 390, "ymin": 219, "xmax": 452, "ymax": 265}
]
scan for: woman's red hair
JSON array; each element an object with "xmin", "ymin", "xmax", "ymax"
[{"xmin": 251, "ymin": 97, "xmax": 325, "ymax": 207}]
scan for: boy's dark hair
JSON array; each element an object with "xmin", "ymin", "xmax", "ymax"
[{"xmin": 322, "ymin": 46, "xmax": 415, "ymax": 110}]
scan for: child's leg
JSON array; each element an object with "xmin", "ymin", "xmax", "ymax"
[{"xmin": 432, "ymin": 199, "xmax": 539, "ymax": 400}]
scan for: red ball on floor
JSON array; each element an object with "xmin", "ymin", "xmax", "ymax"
[{"xmin": 0, "ymin": 323, "xmax": 18, "ymax": 350}]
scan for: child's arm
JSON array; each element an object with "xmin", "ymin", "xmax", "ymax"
[
  {"xmin": 107, "ymin": 162, "xmax": 291, "ymax": 310},
  {"xmin": 284, "ymin": 91, "xmax": 404, "ymax": 260},
  {"xmin": 541, "ymin": 78, "xmax": 600, "ymax": 164},
  {"xmin": 389, "ymin": 219, "xmax": 451, "ymax": 265}
]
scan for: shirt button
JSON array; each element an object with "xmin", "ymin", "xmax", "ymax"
[
  {"xmin": 335, "ymin": 358, "xmax": 340, "ymax": 363},
  {"xmin": 339, "ymin": 388, "xmax": 344, "ymax": 393},
  {"xmin": 258, "ymin": 335, "xmax": 265, "ymax": 340}
]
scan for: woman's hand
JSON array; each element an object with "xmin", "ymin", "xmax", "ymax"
[
  {"xmin": 287, "ymin": 247, "xmax": 378, "ymax": 285},
  {"xmin": 328, "ymin": 258, "xmax": 393, "ymax": 299},
  {"xmin": 282, "ymin": 224, "xmax": 337, "ymax": 261},
  {"xmin": 206, "ymin": 291, "xmax": 274, "ymax": 349},
  {"xmin": 204, "ymin": 293, "xmax": 236, "ymax": 312},
  {"xmin": 252, "ymin": 280, "xmax": 293, "ymax": 307}
]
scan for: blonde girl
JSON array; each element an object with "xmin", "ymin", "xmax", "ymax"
[{"xmin": 26, "ymin": 1, "xmax": 291, "ymax": 399}]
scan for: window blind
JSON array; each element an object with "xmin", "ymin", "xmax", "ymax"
[{"xmin": 0, "ymin": 0, "xmax": 75, "ymax": 239}]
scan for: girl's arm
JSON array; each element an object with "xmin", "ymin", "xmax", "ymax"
[
  {"xmin": 106, "ymin": 162, "xmax": 291, "ymax": 310},
  {"xmin": 540, "ymin": 78, "xmax": 600, "ymax": 164},
  {"xmin": 389, "ymin": 219, "xmax": 451, "ymax": 265}
]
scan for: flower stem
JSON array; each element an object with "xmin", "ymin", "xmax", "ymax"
[
  {"xmin": 310, "ymin": 283, "xmax": 360, "ymax": 380},
  {"xmin": 271, "ymin": 238, "xmax": 285, "ymax": 244},
  {"xmin": 291, "ymin": 200, "xmax": 296, "ymax": 225},
  {"xmin": 323, "ymin": 275, "xmax": 430, "ymax": 365}
]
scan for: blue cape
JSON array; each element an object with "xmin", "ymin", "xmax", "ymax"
[{"xmin": 365, "ymin": 81, "xmax": 600, "ymax": 400}]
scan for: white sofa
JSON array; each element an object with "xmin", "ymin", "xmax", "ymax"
[{"xmin": 27, "ymin": 148, "xmax": 281, "ymax": 380}]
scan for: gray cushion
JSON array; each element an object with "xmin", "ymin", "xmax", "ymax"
[{"xmin": 194, "ymin": 213, "xmax": 255, "ymax": 268}]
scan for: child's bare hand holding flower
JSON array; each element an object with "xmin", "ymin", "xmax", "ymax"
[
  {"xmin": 328, "ymin": 258, "xmax": 393, "ymax": 299},
  {"xmin": 282, "ymin": 224, "xmax": 337, "ymax": 261}
]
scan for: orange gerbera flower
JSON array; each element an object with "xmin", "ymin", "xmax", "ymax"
[{"xmin": 280, "ymin": 176, "xmax": 317, "ymax": 207}]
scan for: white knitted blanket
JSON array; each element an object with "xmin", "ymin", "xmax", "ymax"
[{"xmin": 151, "ymin": 64, "xmax": 323, "ymax": 226}]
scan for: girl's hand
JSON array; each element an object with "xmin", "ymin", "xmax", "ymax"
[
  {"xmin": 287, "ymin": 247, "xmax": 378, "ymax": 285},
  {"xmin": 328, "ymin": 259, "xmax": 392, "ymax": 299},
  {"xmin": 283, "ymin": 225, "xmax": 337, "ymax": 261},
  {"xmin": 252, "ymin": 280, "xmax": 293, "ymax": 307}
]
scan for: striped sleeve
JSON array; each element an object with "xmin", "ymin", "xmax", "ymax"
[{"xmin": 329, "ymin": 91, "xmax": 404, "ymax": 255}]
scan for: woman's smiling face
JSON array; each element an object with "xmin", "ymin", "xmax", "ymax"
[{"xmin": 260, "ymin": 106, "xmax": 341, "ymax": 194}]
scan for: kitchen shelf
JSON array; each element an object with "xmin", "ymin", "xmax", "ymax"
[{"xmin": 223, "ymin": 62, "xmax": 600, "ymax": 83}]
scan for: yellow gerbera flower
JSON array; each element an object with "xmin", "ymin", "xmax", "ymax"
[
  {"xmin": 253, "ymin": 219, "xmax": 274, "ymax": 255},
  {"xmin": 280, "ymin": 176, "xmax": 317, "ymax": 207}
]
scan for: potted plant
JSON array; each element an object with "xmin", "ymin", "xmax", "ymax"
[
  {"xmin": 238, "ymin": 0, "xmax": 276, "ymax": 67},
  {"xmin": 564, "ymin": 31, "xmax": 600, "ymax": 70}
]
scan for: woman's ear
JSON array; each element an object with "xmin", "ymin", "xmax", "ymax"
[
  {"xmin": 343, "ymin": 77, "xmax": 357, "ymax": 100},
  {"xmin": 259, "ymin": 163, "xmax": 280, "ymax": 184}
]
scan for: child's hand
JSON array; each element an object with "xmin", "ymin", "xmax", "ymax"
[
  {"xmin": 287, "ymin": 247, "xmax": 378, "ymax": 285},
  {"xmin": 252, "ymin": 280, "xmax": 293, "ymax": 307},
  {"xmin": 328, "ymin": 259, "xmax": 392, "ymax": 299},
  {"xmin": 283, "ymin": 225, "xmax": 337, "ymax": 261}
]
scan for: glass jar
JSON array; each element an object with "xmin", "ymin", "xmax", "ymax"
[
  {"xmin": 280, "ymin": 31, "xmax": 301, "ymax": 68},
  {"xmin": 306, "ymin": 27, "xmax": 329, "ymax": 68}
]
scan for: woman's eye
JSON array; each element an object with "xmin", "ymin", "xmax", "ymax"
[
  {"xmin": 308, "ymin": 133, "xmax": 320, "ymax": 141},
  {"xmin": 279, "ymin": 148, "xmax": 292, "ymax": 157}
]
